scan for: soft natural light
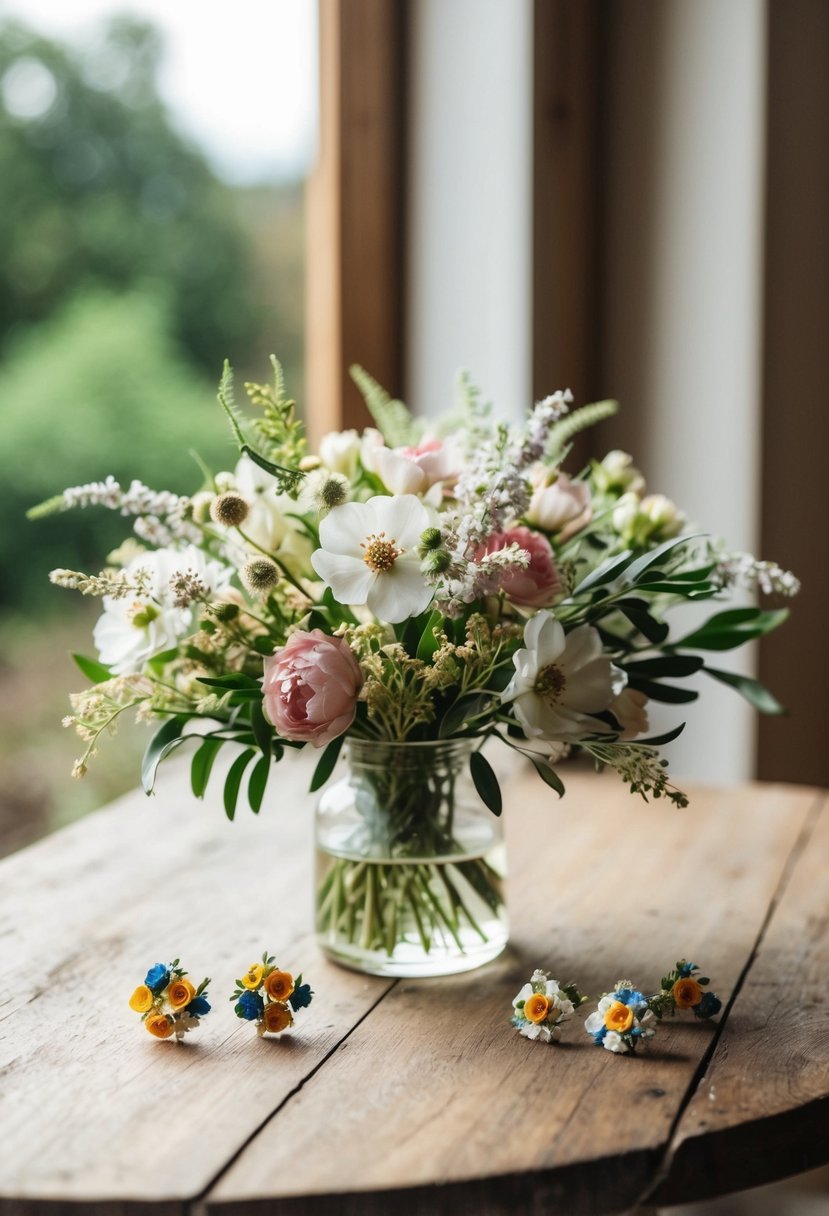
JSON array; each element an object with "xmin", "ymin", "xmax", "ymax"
[{"xmin": 0, "ymin": 0, "xmax": 318, "ymax": 182}]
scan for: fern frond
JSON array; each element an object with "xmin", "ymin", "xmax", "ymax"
[
  {"xmin": 216, "ymin": 360, "xmax": 251, "ymax": 451},
  {"xmin": 546, "ymin": 399, "xmax": 618, "ymax": 462},
  {"xmin": 434, "ymin": 369, "xmax": 492, "ymax": 442},
  {"xmin": 350, "ymin": 365, "xmax": 422, "ymax": 447},
  {"xmin": 245, "ymin": 355, "xmax": 306, "ymax": 469}
]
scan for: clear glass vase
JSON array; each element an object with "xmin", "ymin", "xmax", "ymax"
[{"xmin": 315, "ymin": 739, "xmax": 509, "ymax": 977}]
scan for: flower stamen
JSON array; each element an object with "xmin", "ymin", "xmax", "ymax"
[
  {"xmin": 361, "ymin": 532, "xmax": 402, "ymax": 572},
  {"xmin": 534, "ymin": 662, "xmax": 567, "ymax": 702}
]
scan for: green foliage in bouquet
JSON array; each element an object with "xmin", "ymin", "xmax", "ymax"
[{"xmin": 32, "ymin": 359, "xmax": 799, "ymax": 822}]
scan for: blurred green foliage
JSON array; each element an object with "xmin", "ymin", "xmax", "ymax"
[
  {"xmin": 0, "ymin": 12, "xmax": 308, "ymax": 848},
  {"xmin": 0, "ymin": 15, "xmax": 257, "ymax": 371},
  {"xmin": 0, "ymin": 287, "xmax": 234, "ymax": 610}
]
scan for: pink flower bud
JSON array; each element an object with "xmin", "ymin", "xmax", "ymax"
[
  {"xmin": 263, "ymin": 630, "xmax": 363, "ymax": 748},
  {"xmin": 526, "ymin": 472, "xmax": 592, "ymax": 541},
  {"xmin": 478, "ymin": 526, "xmax": 562, "ymax": 608}
]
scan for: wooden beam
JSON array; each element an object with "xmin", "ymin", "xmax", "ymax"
[
  {"xmin": 533, "ymin": 0, "xmax": 603, "ymax": 462},
  {"xmin": 305, "ymin": 0, "xmax": 406, "ymax": 444},
  {"xmin": 757, "ymin": 0, "xmax": 829, "ymax": 784}
]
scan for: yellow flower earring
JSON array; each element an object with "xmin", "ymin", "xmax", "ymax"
[
  {"xmin": 129, "ymin": 959, "xmax": 211, "ymax": 1040},
  {"xmin": 650, "ymin": 960, "xmax": 723, "ymax": 1021},
  {"xmin": 230, "ymin": 953, "xmax": 314, "ymax": 1036}
]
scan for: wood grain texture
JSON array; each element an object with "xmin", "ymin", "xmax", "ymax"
[
  {"xmin": 533, "ymin": 0, "xmax": 603, "ymax": 468},
  {"xmin": 204, "ymin": 773, "xmax": 822, "ymax": 1216},
  {"xmin": 305, "ymin": 0, "xmax": 406, "ymax": 443},
  {"xmin": 0, "ymin": 755, "xmax": 393, "ymax": 1212},
  {"xmin": 2, "ymin": 757, "xmax": 826, "ymax": 1215},
  {"xmin": 651, "ymin": 793, "xmax": 829, "ymax": 1206}
]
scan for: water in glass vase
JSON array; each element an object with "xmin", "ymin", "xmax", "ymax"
[{"xmin": 314, "ymin": 739, "xmax": 509, "ymax": 977}]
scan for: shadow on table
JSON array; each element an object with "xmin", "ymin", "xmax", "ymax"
[{"xmin": 660, "ymin": 1165, "xmax": 829, "ymax": 1216}]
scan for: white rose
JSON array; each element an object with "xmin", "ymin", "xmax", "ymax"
[{"xmin": 602, "ymin": 1031, "xmax": 629, "ymax": 1054}]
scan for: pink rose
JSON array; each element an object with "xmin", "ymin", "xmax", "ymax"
[
  {"xmin": 526, "ymin": 471, "xmax": 592, "ymax": 541},
  {"xmin": 478, "ymin": 526, "xmax": 562, "ymax": 608},
  {"xmin": 263, "ymin": 630, "xmax": 363, "ymax": 747}
]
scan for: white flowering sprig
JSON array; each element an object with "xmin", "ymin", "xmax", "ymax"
[
  {"xmin": 584, "ymin": 982, "xmax": 656, "ymax": 1054},
  {"xmin": 511, "ymin": 968, "xmax": 587, "ymax": 1043},
  {"xmin": 129, "ymin": 960, "xmax": 211, "ymax": 1041},
  {"xmin": 230, "ymin": 953, "xmax": 314, "ymax": 1036},
  {"xmin": 29, "ymin": 476, "xmax": 202, "ymax": 546},
  {"xmin": 648, "ymin": 960, "xmax": 722, "ymax": 1021},
  {"xmin": 712, "ymin": 551, "xmax": 800, "ymax": 598}
]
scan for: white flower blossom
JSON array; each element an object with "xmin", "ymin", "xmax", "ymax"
[
  {"xmin": 502, "ymin": 612, "xmax": 626, "ymax": 743},
  {"xmin": 311, "ymin": 495, "xmax": 433, "ymax": 623},
  {"xmin": 93, "ymin": 546, "xmax": 230, "ymax": 675}
]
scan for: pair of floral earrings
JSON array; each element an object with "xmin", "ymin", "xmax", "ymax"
[
  {"xmin": 511, "ymin": 960, "xmax": 722, "ymax": 1054},
  {"xmin": 128, "ymin": 953, "xmax": 313, "ymax": 1041}
]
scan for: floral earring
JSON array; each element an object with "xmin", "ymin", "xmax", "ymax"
[
  {"xmin": 584, "ymin": 981, "xmax": 656, "ymax": 1054},
  {"xmin": 510, "ymin": 968, "xmax": 587, "ymax": 1043},
  {"xmin": 230, "ymin": 953, "xmax": 314, "ymax": 1036},
  {"xmin": 129, "ymin": 959, "xmax": 211, "ymax": 1040}
]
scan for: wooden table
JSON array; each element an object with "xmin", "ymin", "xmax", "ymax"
[{"xmin": 1, "ymin": 755, "xmax": 827, "ymax": 1215}]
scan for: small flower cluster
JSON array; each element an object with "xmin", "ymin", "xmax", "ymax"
[
  {"xmin": 230, "ymin": 954, "xmax": 314, "ymax": 1036},
  {"xmin": 511, "ymin": 969, "xmax": 587, "ymax": 1042},
  {"xmin": 584, "ymin": 982, "xmax": 656, "ymax": 1054},
  {"xmin": 649, "ymin": 960, "xmax": 722, "ymax": 1021},
  {"xmin": 129, "ymin": 960, "xmax": 211, "ymax": 1040}
]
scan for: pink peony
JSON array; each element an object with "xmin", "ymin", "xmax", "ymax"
[
  {"xmin": 478, "ymin": 526, "xmax": 562, "ymax": 608},
  {"xmin": 263, "ymin": 630, "xmax": 363, "ymax": 748}
]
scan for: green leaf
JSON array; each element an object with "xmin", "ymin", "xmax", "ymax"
[
  {"xmin": 223, "ymin": 748, "xmax": 256, "ymax": 820},
  {"xmin": 191, "ymin": 737, "xmax": 223, "ymax": 799},
  {"xmin": 241, "ymin": 444, "xmax": 304, "ymax": 492},
  {"xmin": 623, "ymin": 655, "xmax": 704, "ymax": 679},
  {"xmin": 617, "ymin": 601, "xmax": 670, "ymax": 644},
  {"xmin": 571, "ymin": 550, "xmax": 633, "ymax": 596},
  {"xmin": 673, "ymin": 608, "xmax": 789, "ymax": 652},
  {"xmin": 309, "ymin": 734, "xmax": 345, "ymax": 793},
  {"xmin": 197, "ymin": 673, "xmax": 260, "ymax": 690},
  {"xmin": 438, "ymin": 693, "xmax": 493, "ymax": 738},
  {"xmin": 416, "ymin": 610, "xmax": 444, "ymax": 662},
  {"xmin": 249, "ymin": 700, "xmax": 273, "ymax": 756},
  {"xmin": 529, "ymin": 755, "xmax": 565, "ymax": 797},
  {"xmin": 627, "ymin": 678, "xmax": 699, "ymax": 704},
  {"xmin": 71, "ymin": 653, "xmax": 112, "ymax": 684},
  {"xmin": 704, "ymin": 667, "xmax": 787, "ymax": 715},
  {"xmin": 634, "ymin": 722, "xmax": 686, "ymax": 746},
  {"xmin": 247, "ymin": 754, "xmax": 270, "ymax": 813},
  {"xmin": 469, "ymin": 751, "xmax": 502, "ymax": 816},
  {"xmin": 142, "ymin": 717, "xmax": 187, "ymax": 795},
  {"xmin": 625, "ymin": 534, "xmax": 702, "ymax": 585}
]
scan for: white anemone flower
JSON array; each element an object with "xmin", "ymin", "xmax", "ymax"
[
  {"xmin": 311, "ymin": 494, "xmax": 433, "ymax": 623},
  {"xmin": 502, "ymin": 611, "xmax": 626, "ymax": 743},
  {"xmin": 93, "ymin": 545, "xmax": 231, "ymax": 675}
]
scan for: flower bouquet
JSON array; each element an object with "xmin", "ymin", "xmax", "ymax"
[{"xmin": 33, "ymin": 359, "xmax": 798, "ymax": 975}]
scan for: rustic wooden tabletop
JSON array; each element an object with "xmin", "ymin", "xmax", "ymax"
[{"xmin": 0, "ymin": 755, "xmax": 826, "ymax": 1216}]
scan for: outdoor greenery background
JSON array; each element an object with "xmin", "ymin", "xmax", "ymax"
[{"xmin": 0, "ymin": 15, "xmax": 305, "ymax": 855}]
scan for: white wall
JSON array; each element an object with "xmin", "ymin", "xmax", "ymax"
[
  {"xmin": 405, "ymin": 0, "xmax": 533, "ymax": 422},
  {"xmin": 602, "ymin": 0, "xmax": 767, "ymax": 782}
]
